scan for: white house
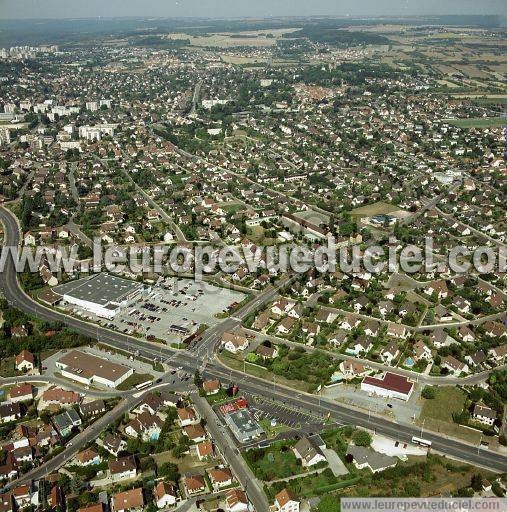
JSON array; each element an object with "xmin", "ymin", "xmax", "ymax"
[
  {"xmin": 226, "ymin": 489, "xmax": 249, "ymax": 512},
  {"xmin": 154, "ymin": 481, "xmax": 177, "ymax": 509},
  {"xmin": 273, "ymin": 489, "xmax": 300, "ymax": 512},
  {"xmin": 472, "ymin": 404, "xmax": 496, "ymax": 426}
]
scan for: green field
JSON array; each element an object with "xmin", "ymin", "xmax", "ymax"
[
  {"xmin": 420, "ymin": 386, "xmax": 466, "ymax": 423},
  {"xmin": 470, "ymin": 97, "xmax": 507, "ymax": 106},
  {"xmin": 350, "ymin": 201, "xmax": 402, "ymax": 218},
  {"xmin": 444, "ymin": 117, "xmax": 506, "ymax": 128}
]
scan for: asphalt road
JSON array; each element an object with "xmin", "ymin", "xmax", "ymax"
[
  {"xmin": 192, "ymin": 392, "xmax": 269, "ymax": 511},
  {"xmin": 3, "ymin": 392, "xmax": 143, "ymax": 490},
  {"xmin": 1, "ymin": 205, "xmax": 507, "ymax": 483}
]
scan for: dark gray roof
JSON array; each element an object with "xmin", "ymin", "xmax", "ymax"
[{"xmin": 346, "ymin": 445, "xmax": 397, "ymax": 472}]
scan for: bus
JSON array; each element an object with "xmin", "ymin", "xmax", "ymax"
[
  {"xmin": 135, "ymin": 380, "xmax": 153, "ymax": 390},
  {"xmin": 412, "ymin": 436, "xmax": 432, "ymax": 447}
]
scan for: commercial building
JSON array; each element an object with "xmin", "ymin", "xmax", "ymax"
[
  {"xmin": 361, "ymin": 372, "xmax": 414, "ymax": 401},
  {"xmin": 223, "ymin": 409, "xmax": 264, "ymax": 444},
  {"xmin": 54, "ymin": 273, "xmax": 144, "ymax": 319},
  {"xmin": 56, "ymin": 350, "xmax": 133, "ymax": 388}
]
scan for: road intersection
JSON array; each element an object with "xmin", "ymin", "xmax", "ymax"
[{"xmin": 0, "ymin": 205, "xmax": 506, "ymax": 507}]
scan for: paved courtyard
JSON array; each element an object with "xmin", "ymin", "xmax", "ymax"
[{"xmin": 322, "ymin": 382, "xmax": 423, "ymax": 425}]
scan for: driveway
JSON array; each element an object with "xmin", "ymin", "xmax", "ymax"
[{"xmin": 322, "ymin": 447, "xmax": 349, "ymax": 477}]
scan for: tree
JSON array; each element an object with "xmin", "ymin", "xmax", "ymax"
[
  {"xmin": 403, "ymin": 481, "xmax": 421, "ymax": 497},
  {"xmin": 159, "ymin": 462, "xmax": 180, "ymax": 481},
  {"xmin": 194, "ymin": 370, "xmax": 203, "ymax": 388},
  {"xmin": 422, "ymin": 386, "xmax": 437, "ymax": 399},
  {"xmin": 352, "ymin": 430, "xmax": 372, "ymax": 447},
  {"xmin": 471, "ymin": 473, "xmax": 483, "ymax": 492}
]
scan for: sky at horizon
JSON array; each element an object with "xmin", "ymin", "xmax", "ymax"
[{"xmin": 0, "ymin": 0, "xmax": 505, "ymax": 20}]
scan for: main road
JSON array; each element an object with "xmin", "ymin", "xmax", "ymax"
[{"xmin": 1, "ymin": 206, "xmax": 507, "ymax": 482}]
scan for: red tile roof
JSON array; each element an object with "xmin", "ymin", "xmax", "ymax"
[{"xmin": 362, "ymin": 372, "xmax": 413, "ymax": 395}]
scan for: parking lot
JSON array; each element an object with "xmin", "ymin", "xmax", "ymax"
[
  {"xmin": 247, "ymin": 394, "xmax": 328, "ymax": 432},
  {"xmin": 64, "ymin": 277, "xmax": 244, "ymax": 345}
]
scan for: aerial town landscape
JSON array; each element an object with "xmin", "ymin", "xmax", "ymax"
[{"xmin": 0, "ymin": 1, "xmax": 506, "ymax": 511}]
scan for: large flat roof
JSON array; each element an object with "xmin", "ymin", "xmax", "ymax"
[
  {"xmin": 54, "ymin": 274, "xmax": 143, "ymax": 306},
  {"xmin": 58, "ymin": 349, "xmax": 131, "ymax": 383}
]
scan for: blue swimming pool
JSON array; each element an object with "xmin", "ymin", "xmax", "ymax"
[{"xmin": 405, "ymin": 357, "xmax": 415, "ymax": 367}]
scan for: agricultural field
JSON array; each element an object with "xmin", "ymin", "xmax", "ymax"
[{"xmin": 444, "ymin": 117, "xmax": 506, "ymax": 128}]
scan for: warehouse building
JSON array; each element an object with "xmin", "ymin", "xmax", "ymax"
[
  {"xmin": 56, "ymin": 350, "xmax": 133, "ymax": 388},
  {"xmin": 361, "ymin": 372, "xmax": 414, "ymax": 401},
  {"xmin": 54, "ymin": 273, "xmax": 144, "ymax": 319}
]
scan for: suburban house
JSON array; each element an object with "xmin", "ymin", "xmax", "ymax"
[
  {"xmin": 346, "ymin": 445, "xmax": 397, "ymax": 473},
  {"xmin": 424, "ymin": 279, "xmax": 448, "ymax": 299},
  {"xmin": 153, "ymin": 481, "xmax": 177, "ymax": 509},
  {"xmin": 225, "ymin": 488, "xmax": 249, "ymax": 512},
  {"xmin": 340, "ymin": 360, "xmax": 369, "ymax": 378},
  {"xmin": 76, "ymin": 447, "xmax": 101, "ymax": 466},
  {"xmin": 80, "ymin": 399, "xmax": 106, "ymax": 418},
  {"xmin": 489, "ymin": 345, "xmax": 507, "ymax": 363},
  {"xmin": 386, "ymin": 323, "xmax": 407, "ymax": 339},
  {"xmin": 8, "ymin": 384, "xmax": 34, "ymax": 403},
  {"xmin": 52, "ymin": 409, "xmax": 82, "ymax": 437},
  {"xmin": 102, "ymin": 433, "xmax": 127, "ymax": 456},
  {"xmin": 184, "ymin": 474, "xmax": 206, "ymax": 495},
  {"xmin": 292, "ymin": 437, "xmax": 327, "ymax": 467},
  {"xmin": 255, "ymin": 344, "xmax": 279, "ymax": 359},
  {"xmin": 472, "ymin": 404, "xmax": 497, "ymax": 426},
  {"xmin": 208, "ymin": 467, "xmax": 234, "ymax": 490},
  {"xmin": 340, "ymin": 315, "xmax": 360, "ymax": 331},
  {"xmin": 364, "ymin": 320, "xmax": 380, "ymax": 337},
  {"xmin": 272, "ymin": 488, "xmax": 300, "ymax": 512},
  {"xmin": 203, "ymin": 379, "xmax": 221, "ymax": 395},
  {"xmin": 111, "ymin": 487, "xmax": 144, "ymax": 512},
  {"xmin": 413, "ymin": 340, "xmax": 432, "ymax": 362},
  {"xmin": 441, "ymin": 356, "xmax": 469, "ymax": 375},
  {"xmin": 465, "ymin": 350, "xmax": 487, "ymax": 368},
  {"xmin": 109, "ymin": 456, "xmax": 137, "ymax": 483},
  {"xmin": 196, "ymin": 440, "xmax": 214, "ymax": 461},
  {"xmin": 277, "ymin": 316, "xmax": 297, "ymax": 334},
  {"xmin": 271, "ymin": 298, "xmax": 294, "ymax": 317},
  {"xmin": 177, "ymin": 407, "xmax": 200, "ymax": 427},
  {"xmin": 221, "ymin": 332, "xmax": 249, "ymax": 353},
  {"xmin": 124, "ymin": 412, "xmax": 164, "ymax": 441},
  {"xmin": 183, "ymin": 424, "xmax": 207, "ymax": 443},
  {"xmin": 15, "ymin": 350, "xmax": 35, "ymax": 372},
  {"xmin": 347, "ymin": 337, "xmax": 373, "ymax": 356},
  {"xmin": 380, "ymin": 341, "xmax": 399, "ymax": 365}
]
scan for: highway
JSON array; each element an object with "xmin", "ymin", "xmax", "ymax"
[{"xmin": 0, "ymin": 204, "xmax": 506, "ymax": 493}]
